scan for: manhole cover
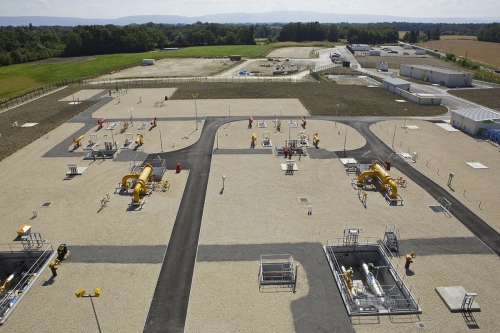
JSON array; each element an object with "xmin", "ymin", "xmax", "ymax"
[
  {"xmin": 298, "ymin": 197, "xmax": 310, "ymax": 204},
  {"xmin": 41, "ymin": 202, "xmax": 53, "ymax": 208}
]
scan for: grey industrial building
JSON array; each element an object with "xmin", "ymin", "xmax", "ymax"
[
  {"xmin": 450, "ymin": 107, "xmax": 500, "ymax": 135},
  {"xmin": 400, "ymin": 64, "xmax": 473, "ymax": 87}
]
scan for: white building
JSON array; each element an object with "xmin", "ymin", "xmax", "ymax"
[
  {"xmin": 450, "ymin": 108, "xmax": 500, "ymax": 135},
  {"xmin": 382, "ymin": 78, "xmax": 411, "ymax": 93},
  {"xmin": 351, "ymin": 44, "xmax": 371, "ymax": 51},
  {"xmin": 400, "ymin": 64, "xmax": 473, "ymax": 87}
]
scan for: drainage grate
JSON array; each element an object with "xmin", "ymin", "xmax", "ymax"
[
  {"xmin": 297, "ymin": 197, "xmax": 310, "ymax": 204},
  {"xmin": 40, "ymin": 202, "xmax": 53, "ymax": 208}
]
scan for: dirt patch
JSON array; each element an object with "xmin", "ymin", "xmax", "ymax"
[
  {"xmin": 418, "ymin": 40, "xmax": 500, "ymax": 68},
  {"xmin": 0, "ymin": 86, "xmax": 98, "ymax": 161},
  {"xmin": 168, "ymin": 81, "xmax": 447, "ymax": 117},
  {"xmin": 104, "ymin": 58, "xmax": 234, "ymax": 79},
  {"xmin": 267, "ymin": 47, "xmax": 320, "ymax": 59},
  {"xmin": 356, "ymin": 55, "xmax": 462, "ymax": 69},
  {"xmin": 448, "ymin": 88, "xmax": 500, "ymax": 109}
]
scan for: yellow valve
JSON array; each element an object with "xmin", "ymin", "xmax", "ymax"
[
  {"xmin": 94, "ymin": 288, "xmax": 101, "ymax": 297},
  {"xmin": 75, "ymin": 289, "xmax": 86, "ymax": 298}
]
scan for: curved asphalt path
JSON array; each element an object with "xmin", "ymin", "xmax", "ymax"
[{"xmin": 142, "ymin": 116, "xmax": 500, "ymax": 333}]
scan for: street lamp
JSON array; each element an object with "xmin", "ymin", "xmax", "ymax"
[
  {"xmin": 391, "ymin": 124, "xmax": 397, "ymax": 150},
  {"xmin": 228, "ymin": 104, "xmax": 230, "ymax": 122},
  {"xmin": 343, "ymin": 127, "xmax": 347, "ymax": 157},
  {"xmin": 222, "ymin": 175, "xmax": 226, "ymax": 189},
  {"xmin": 192, "ymin": 94, "xmax": 198, "ymax": 130},
  {"xmin": 128, "ymin": 107, "xmax": 134, "ymax": 127},
  {"xmin": 159, "ymin": 128, "xmax": 163, "ymax": 152},
  {"xmin": 403, "ymin": 108, "xmax": 408, "ymax": 132},
  {"xmin": 336, "ymin": 104, "xmax": 339, "ymax": 128}
]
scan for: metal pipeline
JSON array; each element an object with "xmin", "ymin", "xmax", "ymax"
[
  {"xmin": 0, "ymin": 265, "xmax": 24, "ymax": 292},
  {"xmin": 356, "ymin": 255, "xmax": 386, "ymax": 305}
]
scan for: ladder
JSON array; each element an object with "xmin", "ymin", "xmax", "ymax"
[
  {"xmin": 384, "ymin": 224, "xmax": 400, "ymax": 256},
  {"xmin": 461, "ymin": 293, "xmax": 478, "ymax": 312}
]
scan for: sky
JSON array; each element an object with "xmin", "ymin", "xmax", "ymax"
[{"xmin": 0, "ymin": 0, "xmax": 499, "ymax": 19}]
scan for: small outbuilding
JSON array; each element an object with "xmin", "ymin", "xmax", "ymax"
[
  {"xmin": 382, "ymin": 78, "xmax": 411, "ymax": 93},
  {"xmin": 450, "ymin": 108, "xmax": 500, "ymax": 135},
  {"xmin": 400, "ymin": 64, "xmax": 473, "ymax": 87},
  {"xmin": 369, "ymin": 50, "xmax": 381, "ymax": 56}
]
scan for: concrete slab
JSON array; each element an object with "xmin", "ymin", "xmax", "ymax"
[{"xmin": 435, "ymin": 286, "xmax": 481, "ymax": 312}]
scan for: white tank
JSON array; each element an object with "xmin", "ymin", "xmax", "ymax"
[{"xmin": 379, "ymin": 62, "xmax": 389, "ymax": 71}]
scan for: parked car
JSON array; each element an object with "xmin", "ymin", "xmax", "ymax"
[
  {"xmin": 495, "ymin": 69, "xmax": 500, "ymax": 74},
  {"xmin": 403, "ymin": 52, "xmax": 409, "ymax": 55},
  {"xmin": 388, "ymin": 50, "xmax": 398, "ymax": 53}
]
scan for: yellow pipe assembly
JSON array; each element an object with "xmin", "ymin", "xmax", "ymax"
[
  {"xmin": 72, "ymin": 135, "xmax": 84, "ymax": 146},
  {"xmin": 313, "ymin": 133, "xmax": 320, "ymax": 145},
  {"xmin": 121, "ymin": 164, "xmax": 153, "ymax": 203},
  {"xmin": 135, "ymin": 134, "xmax": 144, "ymax": 146},
  {"xmin": 357, "ymin": 161, "xmax": 398, "ymax": 199},
  {"xmin": 133, "ymin": 164, "xmax": 153, "ymax": 203}
]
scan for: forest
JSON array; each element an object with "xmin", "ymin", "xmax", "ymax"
[
  {"xmin": 0, "ymin": 21, "xmax": 492, "ymax": 67},
  {"xmin": 477, "ymin": 23, "xmax": 500, "ymax": 42}
]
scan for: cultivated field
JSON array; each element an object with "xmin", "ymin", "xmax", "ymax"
[
  {"xmin": 418, "ymin": 40, "xmax": 500, "ymax": 68},
  {"xmin": 440, "ymin": 35, "xmax": 478, "ymax": 41}
]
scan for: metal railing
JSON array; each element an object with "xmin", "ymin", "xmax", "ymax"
[{"xmin": 0, "ymin": 242, "xmax": 55, "ymax": 323}]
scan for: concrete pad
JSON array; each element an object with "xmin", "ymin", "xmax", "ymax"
[
  {"xmin": 435, "ymin": 286, "xmax": 481, "ymax": 312},
  {"xmin": 435, "ymin": 123, "xmax": 459, "ymax": 131},
  {"xmin": 466, "ymin": 162, "xmax": 488, "ymax": 169}
]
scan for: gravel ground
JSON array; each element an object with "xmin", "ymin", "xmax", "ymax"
[
  {"xmin": 105, "ymin": 58, "xmax": 234, "ymax": 79},
  {"xmin": 1, "ymin": 87, "xmax": 499, "ymax": 332},
  {"xmin": 267, "ymin": 47, "xmax": 319, "ymax": 59}
]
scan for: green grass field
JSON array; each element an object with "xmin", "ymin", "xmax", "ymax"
[{"xmin": 0, "ymin": 42, "xmax": 333, "ymax": 102}]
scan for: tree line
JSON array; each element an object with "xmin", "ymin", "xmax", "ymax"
[
  {"xmin": 0, "ymin": 21, "xmax": 495, "ymax": 67},
  {"xmin": 477, "ymin": 23, "xmax": 500, "ymax": 42}
]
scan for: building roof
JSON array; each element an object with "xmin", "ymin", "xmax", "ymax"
[
  {"xmin": 452, "ymin": 108, "xmax": 500, "ymax": 121},
  {"xmin": 383, "ymin": 78, "xmax": 411, "ymax": 86},
  {"xmin": 401, "ymin": 63, "xmax": 471, "ymax": 75}
]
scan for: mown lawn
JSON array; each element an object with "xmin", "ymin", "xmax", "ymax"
[{"xmin": 0, "ymin": 42, "xmax": 332, "ymax": 102}]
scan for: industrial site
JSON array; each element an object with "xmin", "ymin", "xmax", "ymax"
[{"xmin": 1, "ymin": 45, "xmax": 500, "ymax": 333}]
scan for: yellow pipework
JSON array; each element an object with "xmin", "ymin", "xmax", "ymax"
[
  {"xmin": 357, "ymin": 161, "xmax": 398, "ymax": 199},
  {"xmin": 72, "ymin": 135, "xmax": 84, "ymax": 145},
  {"xmin": 0, "ymin": 280, "xmax": 10, "ymax": 292},
  {"xmin": 133, "ymin": 163, "xmax": 153, "ymax": 203},
  {"xmin": 121, "ymin": 173, "xmax": 140, "ymax": 188},
  {"xmin": 313, "ymin": 133, "xmax": 319, "ymax": 144},
  {"xmin": 341, "ymin": 266, "xmax": 356, "ymax": 297},
  {"xmin": 135, "ymin": 134, "xmax": 144, "ymax": 145}
]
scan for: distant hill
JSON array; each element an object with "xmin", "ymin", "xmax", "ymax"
[{"xmin": 1, "ymin": 11, "xmax": 499, "ymax": 26}]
